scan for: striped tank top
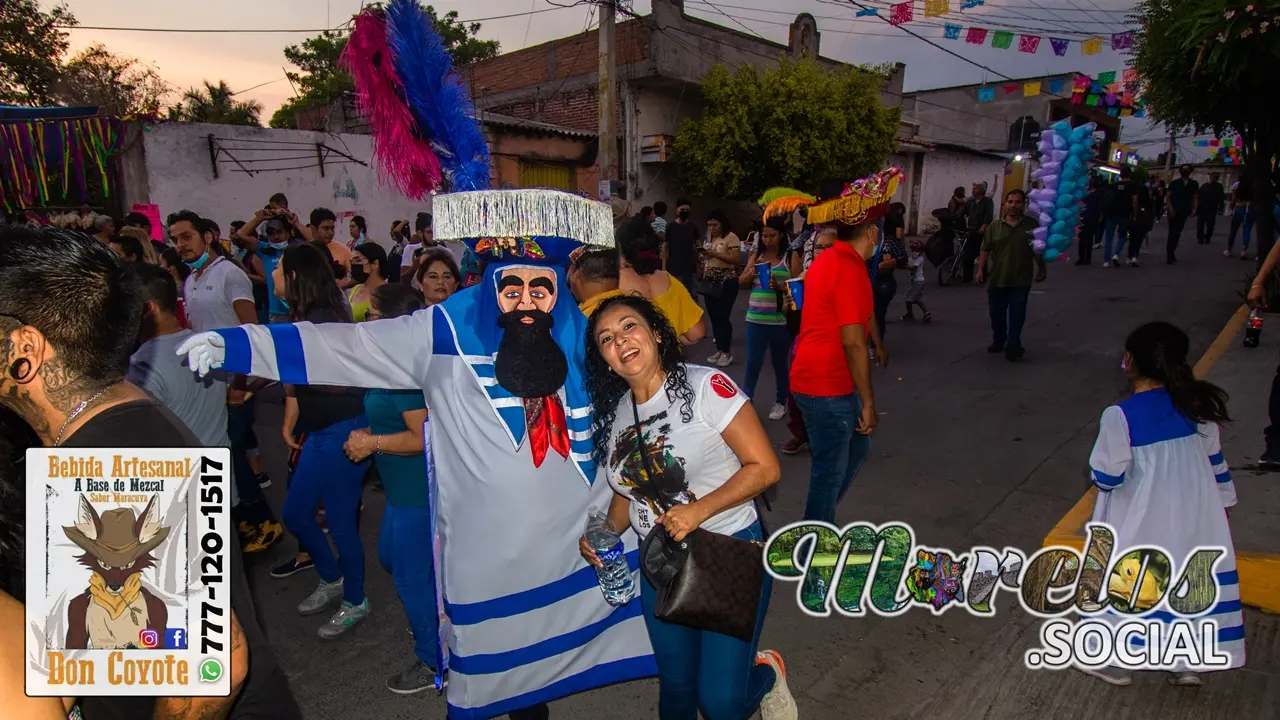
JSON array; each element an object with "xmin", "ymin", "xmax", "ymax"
[{"xmin": 746, "ymin": 259, "xmax": 790, "ymax": 325}]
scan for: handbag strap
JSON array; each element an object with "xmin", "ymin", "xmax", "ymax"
[
  {"xmin": 631, "ymin": 392, "xmax": 674, "ymax": 514},
  {"xmin": 632, "ymin": 391, "xmax": 771, "ymax": 535}
]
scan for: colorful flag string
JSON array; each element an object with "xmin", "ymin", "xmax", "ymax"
[{"xmin": 0, "ymin": 117, "xmax": 126, "ymax": 212}]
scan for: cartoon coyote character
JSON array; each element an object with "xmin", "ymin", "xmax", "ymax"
[{"xmin": 62, "ymin": 494, "xmax": 170, "ymax": 649}]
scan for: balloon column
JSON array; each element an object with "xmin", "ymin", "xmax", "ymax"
[{"xmin": 1027, "ymin": 121, "xmax": 1098, "ymax": 262}]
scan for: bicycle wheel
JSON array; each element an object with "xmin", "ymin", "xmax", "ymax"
[{"xmin": 938, "ymin": 256, "xmax": 958, "ymax": 287}]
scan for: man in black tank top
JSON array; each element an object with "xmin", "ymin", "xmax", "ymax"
[{"xmin": 0, "ymin": 226, "xmax": 301, "ymax": 720}]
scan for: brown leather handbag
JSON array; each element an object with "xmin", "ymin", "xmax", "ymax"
[{"xmin": 631, "ymin": 396, "xmax": 766, "ymax": 642}]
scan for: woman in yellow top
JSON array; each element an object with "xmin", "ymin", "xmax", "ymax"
[
  {"xmin": 346, "ymin": 242, "xmax": 391, "ymax": 322},
  {"xmin": 699, "ymin": 209, "xmax": 743, "ymax": 368},
  {"xmin": 617, "ymin": 217, "xmax": 706, "ymax": 345}
]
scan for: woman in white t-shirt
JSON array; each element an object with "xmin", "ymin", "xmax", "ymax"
[{"xmin": 580, "ymin": 294, "xmax": 798, "ymax": 720}]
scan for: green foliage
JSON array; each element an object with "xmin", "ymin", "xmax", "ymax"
[
  {"xmin": 170, "ymin": 81, "xmax": 263, "ymax": 127},
  {"xmin": 54, "ymin": 45, "xmax": 171, "ymax": 116},
  {"xmin": 269, "ymin": 4, "xmax": 501, "ymax": 129},
  {"xmin": 1132, "ymin": 0, "xmax": 1279, "ymax": 138},
  {"xmin": 0, "ymin": 0, "xmax": 76, "ymax": 105},
  {"xmin": 675, "ymin": 58, "xmax": 901, "ymax": 200},
  {"xmin": 1133, "ymin": 0, "xmax": 1280, "ymax": 258}
]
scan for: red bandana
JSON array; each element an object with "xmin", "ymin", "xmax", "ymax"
[{"xmin": 523, "ymin": 395, "xmax": 571, "ymax": 467}]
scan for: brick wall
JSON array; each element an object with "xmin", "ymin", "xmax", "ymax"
[
  {"xmin": 467, "ymin": 19, "xmax": 650, "ymax": 99},
  {"xmin": 490, "ymin": 88, "xmax": 600, "ymax": 133}
]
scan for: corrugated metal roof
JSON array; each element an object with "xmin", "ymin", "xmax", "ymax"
[{"xmin": 481, "ymin": 112, "xmax": 597, "ymax": 139}]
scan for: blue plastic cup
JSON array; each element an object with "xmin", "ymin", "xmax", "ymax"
[
  {"xmin": 787, "ymin": 278, "xmax": 804, "ymax": 310},
  {"xmin": 755, "ymin": 262, "xmax": 771, "ymax": 289}
]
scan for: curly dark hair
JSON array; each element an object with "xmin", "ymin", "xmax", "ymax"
[{"xmin": 584, "ymin": 294, "xmax": 695, "ymax": 463}]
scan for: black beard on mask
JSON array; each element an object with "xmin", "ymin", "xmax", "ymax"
[{"xmin": 495, "ymin": 309, "xmax": 569, "ymax": 398}]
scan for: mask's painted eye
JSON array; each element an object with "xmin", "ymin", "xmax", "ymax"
[
  {"xmin": 98, "ymin": 559, "xmax": 110, "ymax": 571},
  {"xmin": 125, "ymin": 561, "xmax": 135, "ymax": 569}
]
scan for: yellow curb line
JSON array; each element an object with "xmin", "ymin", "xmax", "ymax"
[{"xmin": 1043, "ymin": 304, "xmax": 1280, "ymax": 614}]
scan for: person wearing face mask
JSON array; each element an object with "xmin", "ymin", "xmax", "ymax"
[
  {"xmin": 236, "ymin": 214, "xmax": 300, "ymax": 324},
  {"xmin": 790, "ymin": 170, "xmax": 899, "ymax": 526},
  {"xmin": 663, "ymin": 199, "xmax": 701, "ymax": 295},
  {"xmin": 1081, "ymin": 321, "xmax": 1242, "ymax": 687},
  {"xmin": 346, "ymin": 242, "xmax": 390, "ymax": 322}
]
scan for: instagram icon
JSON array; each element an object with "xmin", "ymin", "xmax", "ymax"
[{"xmin": 138, "ymin": 629, "xmax": 159, "ymax": 649}]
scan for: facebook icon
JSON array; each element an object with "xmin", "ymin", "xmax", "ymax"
[{"xmin": 165, "ymin": 628, "xmax": 187, "ymax": 649}]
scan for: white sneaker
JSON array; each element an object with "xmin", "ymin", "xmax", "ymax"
[
  {"xmin": 707, "ymin": 351, "xmax": 723, "ymax": 365},
  {"xmin": 1102, "ymin": 261, "xmax": 1111, "ymax": 268},
  {"xmin": 715, "ymin": 353, "xmax": 733, "ymax": 368},
  {"xmin": 1110, "ymin": 255, "xmax": 1120, "ymax": 265},
  {"xmin": 1224, "ymin": 249, "xmax": 1232, "ymax": 257},
  {"xmin": 756, "ymin": 650, "xmax": 798, "ymax": 720},
  {"xmin": 768, "ymin": 403, "xmax": 786, "ymax": 421},
  {"xmin": 1129, "ymin": 257, "xmax": 1138, "ymax": 267}
]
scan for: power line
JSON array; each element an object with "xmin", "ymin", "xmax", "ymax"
[{"xmin": 54, "ymin": 6, "xmax": 573, "ymax": 34}]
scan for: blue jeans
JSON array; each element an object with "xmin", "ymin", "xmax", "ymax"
[
  {"xmin": 794, "ymin": 393, "xmax": 872, "ymax": 523},
  {"xmin": 742, "ymin": 322, "xmax": 790, "ymax": 404},
  {"xmin": 378, "ymin": 503, "xmax": 439, "ymax": 668},
  {"xmin": 1102, "ymin": 216, "xmax": 1130, "ymax": 260},
  {"xmin": 988, "ymin": 286, "xmax": 1031, "ymax": 350},
  {"xmin": 228, "ymin": 397, "xmax": 272, "ymax": 522},
  {"xmin": 282, "ymin": 415, "xmax": 370, "ymax": 605},
  {"xmin": 640, "ymin": 522, "xmax": 775, "ymax": 720},
  {"xmin": 1228, "ymin": 207, "xmax": 1255, "ymax": 251}
]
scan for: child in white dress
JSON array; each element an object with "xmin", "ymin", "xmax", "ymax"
[{"xmin": 1084, "ymin": 321, "xmax": 1244, "ymax": 687}]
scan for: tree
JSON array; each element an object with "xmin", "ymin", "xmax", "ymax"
[
  {"xmin": 53, "ymin": 45, "xmax": 170, "ymax": 115},
  {"xmin": 1132, "ymin": 0, "xmax": 1280, "ymax": 260},
  {"xmin": 675, "ymin": 59, "xmax": 902, "ymax": 200},
  {"xmin": 171, "ymin": 80, "xmax": 263, "ymax": 126},
  {"xmin": 269, "ymin": 4, "xmax": 501, "ymax": 129},
  {"xmin": 0, "ymin": 0, "xmax": 76, "ymax": 105}
]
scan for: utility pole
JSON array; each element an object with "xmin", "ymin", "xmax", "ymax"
[
  {"xmin": 1163, "ymin": 129, "xmax": 1176, "ymax": 178},
  {"xmin": 597, "ymin": 0, "xmax": 618, "ymax": 202}
]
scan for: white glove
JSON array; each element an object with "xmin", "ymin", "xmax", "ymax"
[{"xmin": 175, "ymin": 332, "xmax": 227, "ymax": 377}]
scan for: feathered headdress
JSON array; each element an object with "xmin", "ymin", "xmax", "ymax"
[
  {"xmin": 757, "ymin": 187, "xmax": 816, "ymax": 220},
  {"xmin": 806, "ymin": 168, "xmax": 904, "ymax": 227},
  {"xmin": 340, "ymin": 11, "xmax": 441, "ymax": 199},
  {"xmin": 342, "ymin": 0, "xmax": 491, "ymax": 195}
]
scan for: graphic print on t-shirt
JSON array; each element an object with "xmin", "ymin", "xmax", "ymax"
[
  {"xmin": 710, "ymin": 373, "xmax": 737, "ymax": 399},
  {"xmin": 610, "ymin": 409, "xmax": 696, "ymax": 523}
]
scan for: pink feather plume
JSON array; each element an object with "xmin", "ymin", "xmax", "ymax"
[{"xmin": 341, "ymin": 12, "xmax": 442, "ymax": 199}]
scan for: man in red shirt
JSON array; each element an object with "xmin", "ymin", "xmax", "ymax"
[{"xmin": 790, "ymin": 169, "xmax": 899, "ymax": 524}]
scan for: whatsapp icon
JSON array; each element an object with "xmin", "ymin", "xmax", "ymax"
[{"xmin": 199, "ymin": 658, "xmax": 223, "ymax": 683}]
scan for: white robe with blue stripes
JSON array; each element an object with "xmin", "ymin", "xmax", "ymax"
[
  {"xmin": 1088, "ymin": 388, "xmax": 1245, "ymax": 670},
  {"xmin": 211, "ymin": 305, "xmax": 657, "ymax": 717}
]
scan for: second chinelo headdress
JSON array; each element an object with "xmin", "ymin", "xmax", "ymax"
[{"xmin": 805, "ymin": 168, "xmax": 905, "ymax": 227}]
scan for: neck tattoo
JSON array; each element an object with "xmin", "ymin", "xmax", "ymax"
[{"xmin": 53, "ymin": 382, "xmax": 119, "ymax": 447}]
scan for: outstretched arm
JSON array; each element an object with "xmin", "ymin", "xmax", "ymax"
[{"xmin": 179, "ymin": 310, "xmax": 434, "ymax": 390}]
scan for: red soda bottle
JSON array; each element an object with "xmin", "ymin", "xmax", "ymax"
[{"xmin": 1244, "ymin": 309, "xmax": 1263, "ymax": 348}]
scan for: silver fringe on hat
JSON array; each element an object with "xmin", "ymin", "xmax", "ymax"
[{"xmin": 434, "ymin": 189, "xmax": 615, "ymax": 248}]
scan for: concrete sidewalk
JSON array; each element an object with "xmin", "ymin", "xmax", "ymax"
[
  {"xmin": 1044, "ymin": 304, "xmax": 1280, "ymax": 613},
  {"xmin": 926, "ymin": 303, "xmax": 1280, "ymax": 720}
]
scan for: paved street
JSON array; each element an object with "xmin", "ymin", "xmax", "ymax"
[{"xmin": 242, "ymin": 222, "xmax": 1276, "ymax": 719}]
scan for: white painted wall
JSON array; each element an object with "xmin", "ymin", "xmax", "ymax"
[
  {"xmin": 135, "ymin": 122, "xmax": 431, "ymax": 251},
  {"xmin": 915, "ymin": 149, "xmax": 1008, "ymax": 235}
]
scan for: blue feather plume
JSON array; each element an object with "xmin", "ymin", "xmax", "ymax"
[{"xmin": 386, "ymin": 0, "xmax": 491, "ymax": 192}]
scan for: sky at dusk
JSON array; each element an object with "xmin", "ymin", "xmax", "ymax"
[{"xmin": 47, "ymin": 0, "xmax": 1210, "ymax": 161}]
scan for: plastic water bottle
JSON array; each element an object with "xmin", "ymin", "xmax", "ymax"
[{"xmin": 585, "ymin": 506, "xmax": 635, "ymax": 606}]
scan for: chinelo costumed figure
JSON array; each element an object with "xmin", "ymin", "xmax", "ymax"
[{"xmin": 175, "ymin": 1, "xmax": 656, "ymax": 717}]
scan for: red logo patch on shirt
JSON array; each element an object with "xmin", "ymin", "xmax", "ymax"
[{"xmin": 710, "ymin": 374, "xmax": 737, "ymax": 399}]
